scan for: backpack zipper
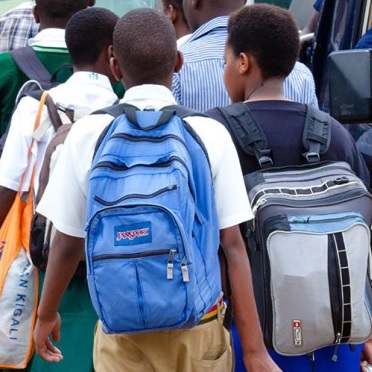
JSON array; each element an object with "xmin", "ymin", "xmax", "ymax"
[
  {"xmin": 94, "ymin": 248, "xmax": 179, "ymax": 281},
  {"xmin": 94, "ymin": 184, "xmax": 177, "ymax": 206},
  {"xmin": 110, "ymin": 132, "xmax": 188, "ymax": 150},
  {"xmin": 252, "ymin": 188, "xmax": 370, "ymax": 215},
  {"xmin": 93, "ymin": 155, "xmax": 189, "ymax": 173}
]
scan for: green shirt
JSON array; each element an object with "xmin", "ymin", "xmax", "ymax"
[
  {"xmin": 0, "ymin": 46, "xmax": 72, "ymax": 134},
  {"xmin": 0, "ymin": 47, "xmax": 125, "ymax": 135}
]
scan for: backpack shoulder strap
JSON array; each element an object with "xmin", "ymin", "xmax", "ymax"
[
  {"xmin": 31, "ymin": 91, "xmax": 65, "ymax": 141},
  {"xmin": 302, "ymin": 105, "xmax": 332, "ymax": 163},
  {"xmin": 10, "ymin": 46, "xmax": 52, "ymax": 85},
  {"xmin": 162, "ymin": 104, "xmax": 207, "ymax": 119},
  {"xmin": 215, "ymin": 103, "xmax": 273, "ymax": 169},
  {"xmin": 93, "ymin": 102, "xmax": 137, "ymax": 118},
  {"xmin": 92, "ymin": 103, "xmax": 139, "ymax": 157},
  {"xmin": 36, "ymin": 124, "xmax": 72, "ymax": 204},
  {"xmin": 163, "ymin": 105, "xmax": 212, "ymax": 167},
  {"xmin": 28, "ymin": 90, "xmax": 63, "ymax": 132}
]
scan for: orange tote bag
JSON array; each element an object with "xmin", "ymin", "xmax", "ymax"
[{"xmin": 0, "ymin": 91, "xmax": 48, "ymax": 369}]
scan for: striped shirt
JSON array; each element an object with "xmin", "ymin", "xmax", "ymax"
[
  {"xmin": 0, "ymin": 1, "xmax": 38, "ymax": 52},
  {"xmin": 172, "ymin": 16, "xmax": 318, "ymax": 112}
]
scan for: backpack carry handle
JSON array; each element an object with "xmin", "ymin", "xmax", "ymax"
[
  {"xmin": 124, "ymin": 106, "xmax": 174, "ymax": 130},
  {"xmin": 302, "ymin": 104, "xmax": 332, "ymax": 163},
  {"xmin": 215, "ymin": 103, "xmax": 273, "ymax": 169}
]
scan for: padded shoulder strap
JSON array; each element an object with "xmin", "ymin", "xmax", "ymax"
[
  {"xmin": 93, "ymin": 102, "xmax": 137, "ymax": 118},
  {"xmin": 10, "ymin": 46, "xmax": 52, "ymax": 84},
  {"xmin": 162, "ymin": 104, "xmax": 208, "ymax": 119},
  {"xmin": 216, "ymin": 103, "xmax": 273, "ymax": 169},
  {"xmin": 302, "ymin": 105, "xmax": 332, "ymax": 163}
]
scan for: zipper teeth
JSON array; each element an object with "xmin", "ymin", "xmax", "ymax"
[
  {"xmin": 94, "ymin": 184, "xmax": 177, "ymax": 206},
  {"xmin": 287, "ymin": 215, "xmax": 364, "ymax": 224},
  {"xmin": 93, "ymin": 154, "xmax": 189, "ymax": 172},
  {"xmin": 251, "ymin": 180, "xmax": 363, "ymax": 207},
  {"xmin": 252, "ymin": 164, "xmax": 353, "ymax": 180},
  {"xmin": 253, "ymin": 189, "xmax": 369, "ymax": 215},
  {"xmin": 111, "ymin": 133, "xmax": 187, "ymax": 149},
  {"xmin": 93, "ymin": 248, "xmax": 177, "ymax": 262},
  {"xmin": 87, "ymin": 204, "xmax": 189, "ymax": 264}
]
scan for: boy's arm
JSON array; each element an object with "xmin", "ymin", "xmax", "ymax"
[
  {"xmin": 0, "ymin": 186, "xmax": 16, "ymax": 227},
  {"xmin": 33, "ymin": 230, "xmax": 84, "ymax": 362},
  {"xmin": 220, "ymin": 225, "xmax": 281, "ymax": 372}
]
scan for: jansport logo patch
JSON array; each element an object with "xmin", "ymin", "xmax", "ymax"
[{"xmin": 114, "ymin": 222, "xmax": 152, "ymax": 246}]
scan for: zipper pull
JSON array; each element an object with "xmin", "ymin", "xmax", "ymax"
[
  {"xmin": 181, "ymin": 256, "xmax": 189, "ymax": 282},
  {"xmin": 167, "ymin": 249, "xmax": 176, "ymax": 280},
  {"xmin": 331, "ymin": 332, "xmax": 341, "ymax": 362}
]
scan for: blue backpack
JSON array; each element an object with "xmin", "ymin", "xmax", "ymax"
[{"xmin": 85, "ymin": 104, "xmax": 221, "ymax": 334}]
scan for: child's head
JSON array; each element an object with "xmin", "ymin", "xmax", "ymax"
[
  {"xmin": 161, "ymin": 0, "xmax": 184, "ymax": 15},
  {"xmin": 65, "ymin": 7, "xmax": 118, "ymax": 69},
  {"xmin": 112, "ymin": 8, "xmax": 179, "ymax": 88},
  {"xmin": 161, "ymin": 0, "xmax": 190, "ymax": 38},
  {"xmin": 35, "ymin": 0, "xmax": 90, "ymax": 29},
  {"xmin": 224, "ymin": 4, "xmax": 299, "ymax": 101}
]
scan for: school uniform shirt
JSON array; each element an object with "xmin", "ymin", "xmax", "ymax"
[
  {"xmin": 0, "ymin": 71, "xmax": 119, "ymax": 195},
  {"xmin": 36, "ymin": 84, "xmax": 253, "ymax": 238},
  {"xmin": 172, "ymin": 16, "xmax": 319, "ymax": 112},
  {"xmin": 0, "ymin": 28, "xmax": 72, "ymax": 135}
]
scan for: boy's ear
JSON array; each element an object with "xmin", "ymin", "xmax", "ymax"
[
  {"xmin": 108, "ymin": 47, "xmax": 122, "ymax": 82},
  {"xmin": 174, "ymin": 50, "xmax": 183, "ymax": 73},
  {"xmin": 32, "ymin": 5, "xmax": 40, "ymax": 24},
  {"xmin": 191, "ymin": 0, "xmax": 200, "ymax": 9},
  {"xmin": 167, "ymin": 4, "xmax": 177, "ymax": 23},
  {"xmin": 238, "ymin": 52, "xmax": 250, "ymax": 75}
]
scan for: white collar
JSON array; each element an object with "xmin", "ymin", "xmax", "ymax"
[
  {"xmin": 122, "ymin": 84, "xmax": 177, "ymax": 110},
  {"xmin": 28, "ymin": 28, "xmax": 66, "ymax": 49}
]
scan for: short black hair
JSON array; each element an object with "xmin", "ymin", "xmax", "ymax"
[
  {"xmin": 227, "ymin": 4, "xmax": 299, "ymax": 80},
  {"xmin": 113, "ymin": 8, "xmax": 177, "ymax": 85},
  {"xmin": 65, "ymin": 7, "xmax": 118, "ymax": 67},
  {"xmin": 36, "ymin": 0, "xmax": 89, "ymax": 27}
]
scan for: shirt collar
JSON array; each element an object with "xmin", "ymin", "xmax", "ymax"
[
  {"xmin": 187, "ymin": 16, "xmax": 228, "ymax": 43},
  {"xmin": 122, "ymin": 85, "xmax": 177, "ymax": 110},
  {"xmin": 28, "ymin": 28, "xmax": 66, "ymax": 49},
  {"xmin": 65, "ymin": 71, "xmax": 112, "ymax": 88}
]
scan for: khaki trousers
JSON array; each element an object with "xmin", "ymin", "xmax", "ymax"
[{"xmin": 93, "ymin": 305, "xmax": 233, "ymax": 372}]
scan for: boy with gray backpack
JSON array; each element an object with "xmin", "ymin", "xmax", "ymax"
[
  {"xmin": 207, "ymin": 4, "xmax": 372, "ymax": 372},
  {"xmin": 33, "ymin": 8, "xmax": 280, "ymax": 372}
]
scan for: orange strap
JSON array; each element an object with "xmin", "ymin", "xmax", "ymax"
[{"xmin": 19, "ymin": 90, "xmax": 49, "ymax": 190}]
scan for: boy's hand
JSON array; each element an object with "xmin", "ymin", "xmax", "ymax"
[
  {"xmin": 33, "ymin": 312, "xmax": 63, "ymax": 362},
  {"xmin": 361, "ymin": 339, "xmax": 372, "ymax": 371},
  {"xmin": 244, "ymin": 350, "xmax": 282, "ymax": 372}
]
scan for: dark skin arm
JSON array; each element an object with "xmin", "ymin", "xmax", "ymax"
[
  {"xmin": 361, "ymin": 339, "xmax": 372, "ymax": 371},
  {"xmin": 220, "ymin": 225, "xmax": 281, "ymax": 371},
  {"xmin": 0, "ymin": 186, "xmax": 16, "ymax": 227},
  {"xmin": 33, "ymin": 231, "xmax": 84, "ymax": 362}
]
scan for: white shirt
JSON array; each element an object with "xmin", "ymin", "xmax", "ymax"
[
  {"xmin": 37, "ymin": 84, "xmax": 252, "ymax": 238},
  {"xmin": 0, "ymin": 71, "xmax": 118, "ymax": 194}
]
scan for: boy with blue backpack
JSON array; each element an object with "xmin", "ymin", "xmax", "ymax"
[{"xmin": 32, "ymin": 8, "xmax": 280, "ymax": 372}]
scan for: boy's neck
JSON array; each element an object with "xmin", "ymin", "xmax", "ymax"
[{"xmin": 244, "ymin": 78, "xmax": 287, "ymax": 102}]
